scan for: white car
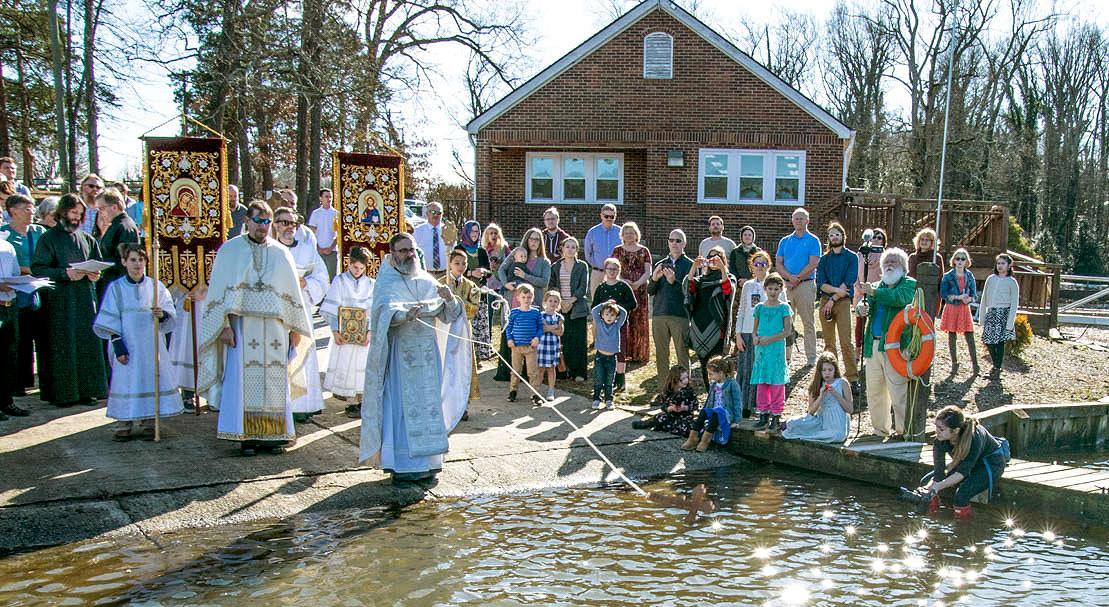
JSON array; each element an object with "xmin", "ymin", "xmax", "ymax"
[{"xmin": 404, "ymin": 199, "xmax": 428, "ymax": 229}]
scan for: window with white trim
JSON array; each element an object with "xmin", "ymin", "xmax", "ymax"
[
  {"xmin": 697, "ymin": 149, "xmax": 806, "ymax": 205},
  {"xmin": 526, "ymin": 152, "xmax": 624, "ymax": 204},
  {"xmin": 643, "ymin": 32, "xmax": 673, "ymax": 79}
]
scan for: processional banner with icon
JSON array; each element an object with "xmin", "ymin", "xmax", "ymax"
[
  {"xmin": 142, "ymin": 136, "xmax": 230, "ymax": 290},
  {"xmin": 332, "ymin": 152, "xmax": 405, "ymax": 278}
]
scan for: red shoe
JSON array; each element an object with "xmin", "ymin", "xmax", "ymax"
[
  {"xmin": 953, "ymin": 505, "xmax": 972, "ymax": 519},
  {"xmin": 928, "ymin": 495, "xmax": 941, "ymax": 513}
]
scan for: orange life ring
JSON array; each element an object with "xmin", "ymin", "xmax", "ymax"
[{"xmin": 884, "ymin": 306, "xmax": 935, "ymax": 378}]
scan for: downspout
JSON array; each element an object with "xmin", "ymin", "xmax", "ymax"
[
  {"xmin": 842, "ymin": 131, "xmax": 857, "ymax": 191},
  {"xmin": 469, "ymin": 132, "xmax": 478, "ymax": 220}
]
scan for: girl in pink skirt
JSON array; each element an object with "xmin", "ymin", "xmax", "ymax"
[{"xmin": 938, "ymin": 248, "xmax": 979, "ymax": 374}]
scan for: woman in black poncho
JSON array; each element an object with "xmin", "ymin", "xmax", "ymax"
[{"xmin": 684, "ymin": 246, "xmax": 736, "ymax": 390}]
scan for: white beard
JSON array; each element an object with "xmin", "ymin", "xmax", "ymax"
[
  {"xmin": 394, "ymin": 258, "xmax": 416, "ymax": 274},
  {"xmin": 881, "ymin": 268, "xmax": 905, "ymax": 286}
]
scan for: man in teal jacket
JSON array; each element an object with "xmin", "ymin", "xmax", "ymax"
[{"xmin": 857, "ymin": 247, "xmax": 917, "ymax": 439}]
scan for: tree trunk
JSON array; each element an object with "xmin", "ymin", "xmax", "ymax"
[
  {"xmin": 48, "ymin": 0, "xmax": 71, "ymax": 188},
  {"xmin": 236, "ymin": 95, "xmax": 254, "ymax": 200},
  {"xmin": 83, "ymin": 0, "xmax": 99, "ymax": 174},
  {"xmin": 0, "ymin": 61, "xmax": 10, "ymax": 157},
  {"xmin": 65, "ymin": 0, "xmax": 77, "ymax": 183},
  {"xmin": 294, "ymin": 94, "xmax": 308, "ymax": 215},
  {"xmin": 253, "ymin": 107, "xmax": 274, "ymax": 195},
  {"xmin": 14, "ymin": 45, "xmax": 35, "ymax": 182},
  {"xmin": 309, "ymin": 94, "xmax": 322, "ymax": 215}
]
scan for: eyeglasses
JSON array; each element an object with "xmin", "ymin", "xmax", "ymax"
[
  {"xmin": 250, "ymin": 217, "xmax": 272, "ymax": 225},
  {"xmin": 428, "ymin": 210, "xmax": 442, "ymax": 216},
  {"xmin": 275, "ymin": 219, "xmax": 295, "ymax": 226},
  {"xmin": 84, "ymin": 183, "xmax": 102, "ymax": 190},
  {"xmin": 528, "ymin": 236, "xmax": 541, "ymax": 241},
  {"xmin": 754, "ymin": 261, "xmax": 769, "ymax": 267},
  {"xmin": 954, "ymin": 257, "xmax": 967, "ymax": 261},
  {"xmin": 602, "ymin": 214, "xmax": 615, "ymax": 220},
  {"xmin": 668, "ymin": 238, "xmax": 683, "ymax": 243},
  {"xmin": 605, "ymin": 266, "xmax": 619, "ymax": 272}
]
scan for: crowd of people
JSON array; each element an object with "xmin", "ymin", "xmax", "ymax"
[{"xmin": 0, "ymin": 163, "xmax": 1019, "ymax": 500}]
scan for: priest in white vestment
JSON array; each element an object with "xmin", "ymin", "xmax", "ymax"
[
  {"xmin": 360, "ymin": 233, "xmax": 472, "ymax": 487},
  {"xmin": 196, "ymin": 202, "xmax": 312, "ymax": 456},
  {"xmin": 320, "ymin": 245, "xmax": 375, "ymax": 407},
  {"xmin": 92, "ymin": 242, "xmax": 183, "ymax": 441},
  {"xmin": 273, "ymin": 206, "xmax": 329, "ymax": 421}
]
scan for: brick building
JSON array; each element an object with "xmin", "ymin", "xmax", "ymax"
[{"xmin": 467, "ymin": 0, "xmax": 855, "ymax": 254}]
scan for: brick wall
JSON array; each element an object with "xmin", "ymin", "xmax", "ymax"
[{"xmin": 475, "ymin": 8, "xmax": 847, "ymax": 254}]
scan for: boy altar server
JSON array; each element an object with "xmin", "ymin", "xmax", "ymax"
[
  {"xmin": 93, "ymin": 243, "xmax": 183, "ymax": 441},
  {"xmin": 321, "ymin": 246, "xmax": 375, "ymax": 418}
]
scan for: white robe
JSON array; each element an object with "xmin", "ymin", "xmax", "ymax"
[
  {"xmin": 168, "ymin": 289, "xmax": 197, "ymax": 391},
  {"xmin": 93, "ymin": 276, "xmax": 184, "ymax": 421},
  {"xmin": 359, "ymin": 256, "xmax": 472, "ymax": 468},
  {"xmin": 283, "ymin": 237, "xmax": 329, "ymax": 414},
  {"xmin": 196, "ymin": 235, "xmax": 312, "ymax": 442},
  {"xmin": 320, "ymin": 271, "xmax": 375, "ymax": 397}
]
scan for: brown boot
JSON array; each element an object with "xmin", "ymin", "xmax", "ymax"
[
  {"xmin": 680, "ymin": 430, "xmax": 699, "ymax": 450},
  {"xmin": 696, "ymin": 430, "xmax": 714, "ymax": 452}
]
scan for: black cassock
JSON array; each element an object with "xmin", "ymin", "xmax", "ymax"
[{"xmin": 31, "ymin": 225, "xmax": 108, "ymax": 404}]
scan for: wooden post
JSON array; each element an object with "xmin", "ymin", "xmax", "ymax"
[{"xmin": 1049, "ymin": 265, "xmax": 1061, "ymax": 330}]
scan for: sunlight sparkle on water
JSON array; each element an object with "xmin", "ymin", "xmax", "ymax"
[
  {"xmin": 761, "ymin": 564, "xmax": 779, "ymax": 577},
  {"xmin": 1042, "ymin": 530, "xmax": 1056, "ymax": 541},
  {"xmin": 821, "ymin": 578, "xmax": 835, "ymax": 590},
  {"xmin": 903, "ymin": 554, "xmax": 926, "ymax": 570},
  {"xmin": 809, "ymin": 567, "xmax": 822, "ymax": 577},
  {"xmin": 754, "ymin": 547, "xmax": 773, "ymax": 560},
  {"xmin": 820, "ymin": 543, "xmax": 833, "ymax": 553},
  {"xmin": 711, "ymin": 520, "xmax": 722, "ymax": 531},
  {"xmin": 845, "ymin": 525, "xmax": 856, "ymax": 535},
  {"xmin": 917, "ymin": 528, "xmax": 928, "ymax": 539},
  {"xmin": 877, "ymin": 543, "xmax": 889, "ymax": 553},
  {"xmin": 1004, "ymin": 518, "xmax": 1015, "ymax": 528},
  {"xmin": 822, "ymin": 510, "xmax": 835, "ymax": 519},
  {"xmin": 780, "ymin": 583, "xmax": 810, "ymax": 605},
  {"xmin": 871, "ymin": 558, "xmax": 885, "ymax": 572},
  {"xmin": 1012, "ymin": 528, "xmax": 1025, "ymax": 537},
  {"xmin": 1023, "ymin": 580, "xmax": 1033, "ymax": 588}
]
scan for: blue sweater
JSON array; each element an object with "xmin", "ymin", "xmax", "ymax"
[
  {"xmin": 506, "ymin": 306, "xmax": 544, "ymax": 345},
  {"xmin": 703, "ymin": 377, "xmax": 743, "ymax": 423},
  {"xmin": 590, "ymin": 302, "xmax": 627, "ymax": 354}
]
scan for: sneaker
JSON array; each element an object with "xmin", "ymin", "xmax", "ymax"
[
  {"xmin": 605, "ymin": 400, "xmax": 614, "ymax": 410},
  {"xmin": 632, "ymin": 419, "xmax": 653, "ymax": 430},
  {"xmin": 592, "ymin": 400, "xmax": 602, "ymax": 409},
  {"xmin": 344, "ymin": 404, "xmax": 361, "ymax": 419},
  {"xmin": 506, "ymin": 390, "xmax": 517, "ymax": 402},
  {"xmin": 531, "ymin": 394, "xmax": 544, "ymax": 406},
  {"xmin": 546, "ymin": 390, "xmax": 555, "ymax": 401}
]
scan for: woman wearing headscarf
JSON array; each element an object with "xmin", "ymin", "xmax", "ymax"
[{"xmin": 456, "ymin": 220, "xmax": 492, "ymax": 360}]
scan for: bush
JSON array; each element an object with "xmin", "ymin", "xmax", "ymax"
[
  {"xmin": 1007, "ymin": 216, "xmax": 1039, "ymax": 260},
  {"xmin": 1007, "ymin": 314, "xmax": 1034, "ymax": 358}
]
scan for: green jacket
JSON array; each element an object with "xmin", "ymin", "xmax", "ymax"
[{"xmin": 861, "ymin": 275, "xmax": 918, "ymax": 358}]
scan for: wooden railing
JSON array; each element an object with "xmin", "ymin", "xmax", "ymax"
[{"xmin": 818, "ymin": 192, "xmax": 1009, "ymax": 261}]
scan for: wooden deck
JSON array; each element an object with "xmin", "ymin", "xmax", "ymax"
[{"xmin": 726, "ymin": 423, "xmax": 1109, "ymax": 524}]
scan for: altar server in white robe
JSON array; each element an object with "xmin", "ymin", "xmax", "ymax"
[
  {"xmin": 321, "ymin": 245, "xmax": 375, "ymax": 409},
  {"xmin": 196, "ymin": 201, "xmax": 312, "ymax": 456},
  {"xmin": 168, "ymin": 287, "xmax": 211, "ymax": 410},
  {"xmin": 92, "ymin": 242, "xmax": 183, "ymax": 441},
  {"xmin": 273, "ymin": 206, "xmax": 329, "ymax": 421},
  {"xmin": 360, "ymin": 233, "xmax": 472, "ymax": 487}
]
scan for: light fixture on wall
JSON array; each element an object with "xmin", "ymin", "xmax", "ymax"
[{"xmin": 667, "ymin": 148, "xmax": 684, "ymax": 167}]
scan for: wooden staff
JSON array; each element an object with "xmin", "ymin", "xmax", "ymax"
[
  {"xmin": 152, "ymin": 230, "xmax": 162, "ymax": 442},
  {"xmin": 190, "ymin": 293, "xmax": 200, "ymax": 415}
]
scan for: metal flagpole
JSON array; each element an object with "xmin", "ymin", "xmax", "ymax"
[{"xmin": 933, "ymin": 3, "xmax": 959, "ymax": 264}]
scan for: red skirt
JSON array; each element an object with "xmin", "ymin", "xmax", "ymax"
[{"xmin": 939, "ymin": 303, "xmax": 974, "ymax": 333}]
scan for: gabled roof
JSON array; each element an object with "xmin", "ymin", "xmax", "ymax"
[{"xmin": 465, "ymin": 0, "xmax": 854, "ymax": 139}]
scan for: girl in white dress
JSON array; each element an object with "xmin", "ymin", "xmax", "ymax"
[
  {"xmin": 782, "ymin": 351, "xmax": 853, "ymax": 443},
  {"xmin": 321, "ymin": 246, "xmax": 375, "ymax": 410}
]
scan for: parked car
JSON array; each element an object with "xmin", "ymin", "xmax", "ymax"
[{"xmin": 404, "ymin": 199, "xmax": 427, "ymax": 229}]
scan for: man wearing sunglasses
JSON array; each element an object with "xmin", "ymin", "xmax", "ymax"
[
  {"xmin": 273, "ymin": 206, "xmax": 330, "ymax": 423},
  {"xmin": 647, "ymin": 228, "xmax": 694, "ymax": 380},
  {"xmin": 584, "ymin": 203, "xmax": 621, "ymax": 298},
  {"xmin": 196, "ymin": 201, "xmax": 312, "ymax": 456},
  {"xmin": 77, "ymin": 174, "xmax": 104, "ymax": 235}
]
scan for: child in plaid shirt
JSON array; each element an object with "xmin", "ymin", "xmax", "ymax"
[{"xmin": 537, "ymin": 291, "xmax": 565, "ymax": 402}]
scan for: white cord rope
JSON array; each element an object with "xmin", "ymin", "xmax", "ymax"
[{"xmin": 416, "ymin": 291, "xmax": 648, "ymax": 497}]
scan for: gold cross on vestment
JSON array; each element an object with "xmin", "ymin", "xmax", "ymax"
[
  {"xmin": 648, "ymin": 484, "xmax": 717, "ymax": 525},
  {"xmin": 271, "ymin": 339, "xmax": 282, "ymax": 350},
  {"xmin": 248, "ymin": 338, "xmax": 260, "ymax": 350}
]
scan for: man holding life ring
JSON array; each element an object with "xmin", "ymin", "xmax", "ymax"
[{"xmin": 856, "ymin": 248, "xmax": 917, "ymax": 439}]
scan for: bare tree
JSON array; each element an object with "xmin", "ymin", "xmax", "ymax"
[{"xmin": 734, "ymin": 9, "xmax": 819, "ymax": 92}]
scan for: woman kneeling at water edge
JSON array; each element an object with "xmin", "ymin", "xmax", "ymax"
[{"xmin": 916, "ymin": 405, "xmax": 1008, "ymax": 518}]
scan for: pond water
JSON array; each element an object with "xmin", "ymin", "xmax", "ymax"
[{"xmin": 2, "ymin": 464, "xmax": 1107, "ymax": 607}]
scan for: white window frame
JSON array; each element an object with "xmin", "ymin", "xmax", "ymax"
[
  {"xmin": 643, "ymin": 32, "xmax": 673, "ymax": 79},
  {"xmin": 525, "ymin": 152, "xmax": 625, "ymax": 204},
  {"xmin": 696, "ymin": 148, "xmax": 806, "ymax": 205}
]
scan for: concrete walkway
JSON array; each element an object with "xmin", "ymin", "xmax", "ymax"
[{"xmin": 0, "ymin": 362, "xmax": 738, "ymax": 552}]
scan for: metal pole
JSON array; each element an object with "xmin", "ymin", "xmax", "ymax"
[
  {"xmin": 933, "ymin": 3, "xmax": 958, "ymax": 263},
  {"xmin": 152, "ymin": 229, "xmax": 162, "ymax": 442}
]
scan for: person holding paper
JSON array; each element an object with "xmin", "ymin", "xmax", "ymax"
[
  {"xmin": 0, "ymin": 236, "xmax": 27, "ymax": 418},
  {"xmin": 272, "ymin": 206, "xmax": 329, "ymax": 422},
  {"xmin": 30, "ymin": 194, "xmax": 108, "ymax": 406}
]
